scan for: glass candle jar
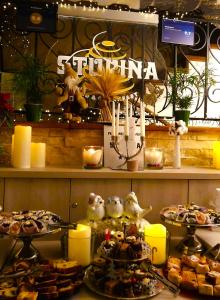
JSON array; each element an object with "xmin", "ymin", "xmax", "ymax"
[
  {"xmin": 145, "ymin": 147, "xmax": 163, "ymax": 169},
  {"xmin": 82, "ymin": 146, "xmax": 103, "ymax": 169}
]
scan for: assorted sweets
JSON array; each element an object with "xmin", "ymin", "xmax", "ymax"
[
  {"xmin": 166, "ymin": 254, "xmax": 220, "ymax": 296},
  {"xmin": 0, "ymin": 259, "xmax": 83, "ymax": 299},
  {"xmin": 86, "ymin": 257, "xmax": 162, "ymax": 298},
  {"xmin": 97, "ymin": 231, "xmax": 151, "ymax": 261},
  {"xmin": 160, "ymin": 203, "xmax": 220, "ymax": 225},
  {"xmin": 0, "ymin": 210, "xmax": 62, "ymax": 235},
  {"xmin": 85, "ymin": 230, "xmax": 163, "ymax": 299}
]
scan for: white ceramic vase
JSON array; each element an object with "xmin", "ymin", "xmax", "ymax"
[{"xmin": 173, "ymin": 135, "xmax": 181, "ymax": 169}]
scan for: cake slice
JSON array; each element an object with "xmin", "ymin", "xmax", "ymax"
[
  {"xmin": 214, "ymin": 285, "xmax": 220, "ymax": 296},
  {"xmin": 17, "ymin": 291, "xmax": 38, "ymax": 300},
  {"xmin": 198, "ymin": 283, "xmax": 213, "ymax": 296},
  {"xmin": 181, "ymin": 270, "xmax": 198, "ymax": 291}
]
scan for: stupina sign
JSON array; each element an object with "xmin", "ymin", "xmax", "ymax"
[{"xmin": 57, "ymin": 31, "xmax": 159, "ymax": 80}]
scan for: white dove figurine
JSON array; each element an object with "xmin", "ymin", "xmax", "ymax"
[
  {"xmin": 106, "ymin": 196, "xmax": 124, "ymax": 218},
  {"xmin": 124, "ymin": 191, "xmax": 152, "ymax": 220},
  {"xmin": 87, "ymin": 192, "xmax": 105, "ymax": 221}
]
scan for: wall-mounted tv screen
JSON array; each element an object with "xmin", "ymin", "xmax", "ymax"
[{"xmin": 161, "ymin": 19, "xmax": 195, "ymax": 46}]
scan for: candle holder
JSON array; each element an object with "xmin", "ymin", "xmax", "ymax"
[
  {"xmin": 145, "ymin": 147, "xmax": 163, "ymax": 169},
  {"xmin": 82, "ymin": 146, "xmax": 103, "ymax": 169},
  {"xmin": 111, "ymin": 135, "xmax": 144, "ymax": 170}
]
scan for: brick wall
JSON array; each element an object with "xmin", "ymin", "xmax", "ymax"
[{"xmin": 0, "ymin": 126, "xmax": 219, "ymax": 168}]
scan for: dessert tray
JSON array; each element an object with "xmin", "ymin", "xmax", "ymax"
[
  {"xmin": 84, "ymin": 264, "xmax": 164, "ymax": 300},
  {"xmin": 160, "ymin": 204, "xmax": 220, "ymax": 253},
  {"xmin": 0, "ymin": 210, "xmax": 62, "ymax": 261},
  {"xmin": 165, "ymin": 253, "xmax": 220, "ymax": 297},
  {"xmin": 0, "ymin": 259, "xmax": 84, "ymax": 299}
]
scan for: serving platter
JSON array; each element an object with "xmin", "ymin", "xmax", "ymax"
[{"xmin": 84, "ymin": 266, "xmax": 164, "ymax": 300}]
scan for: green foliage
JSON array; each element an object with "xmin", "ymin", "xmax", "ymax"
[
  {"xmin": 168, "ymin": 69, "xmax": 215, "ymax": 110},
  {"xmin": 13, "ymin": 55, "xmax": 55, "ymax": 104}
]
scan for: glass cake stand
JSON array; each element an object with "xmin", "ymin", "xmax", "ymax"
[
  {"xmin": 4, "ymin": 228, "xmax": 61, "ymax": 262},
  {"xmin": 160, "ymin": 211, "xmax": 220, "ymax": 254}
]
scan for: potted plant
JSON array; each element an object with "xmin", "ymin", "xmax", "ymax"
[
  {"xmin": 168, "ymin": 69, "xmax": 200, "ymax": 125},
  {"xmin": 13, "ymin": 55, "xmax": 54, "ymax": 122}
]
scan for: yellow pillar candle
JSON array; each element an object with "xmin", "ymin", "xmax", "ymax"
[
  {"xmin": 11, "ymin": 134, "xmax": 14, "ymax": 166},
  {"xmin": 31, "ymin": 143, "xmax": 46, "ymax": 168},
  {"xmin": 13, "ymin": 125, "xmax": 32, "ymax": 168},
  {"xmin": 213, "ymin": 141, "xmax": 220, "ymax": 169},
  {"xmin": 144, "ymin": 224, "xmax": 167, "ymax": 265},
  {"xmin": 68, "ymin": 224, "xmax": 91, "ymax": 266}
]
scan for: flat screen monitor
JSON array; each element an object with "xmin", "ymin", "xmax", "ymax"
[{"xmin": 161, "ymin": 19, "xmax": 195, "ymax": 46}]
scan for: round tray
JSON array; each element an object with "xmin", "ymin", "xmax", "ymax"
[
  {"xmin": 160, "ymin": 206, "xmax": 220, "ymax": 227},
  {"xmin": 100, "ymin": 255, "xmax": 151, "ymax": 264},
  {"xmin": 84, "ymin": 266, "xmax": 163, "ymax": 300},
  {"xmin": 3, "ymin": 227, "xmax": 61, "ymax": 239}
]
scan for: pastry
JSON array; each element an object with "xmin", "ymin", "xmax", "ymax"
[
  {"xmin": 167, "ymin": 256, "xmax": 181, "ymax": 271},
  {"xmin": 206, "ymin": 271, "xmax": 220, "ymax": 285},
  {"xmin": 53, "ymin": 260, "xmax": 81, "ymax": 274},
  {"xmin": 214, "ymin": 285, "xmax": 220, "ymax": 296},
  {"xmin": 182, "ymin": 254, "xmax": 200, "ymax": 268},
  {"xmin": 167, "ymin": 269, "xmax": 182, "ymax": 286},
  {"xmin": 0, "ymin": 219, "xmax": 11, "ymax": 233},
  {"xmin": 197, "ymin": 273, "xmax": 206, "ymax": 283},
  {"xmin": 209, "ymin": 260, "xmax": 220, "ymax": 272},
  {"xmin": 8, "ymin": 221, "xmax": 21, "ymax": 235},
  {"xmin": 21, "ymin": 220, "xmax": 39, "ymax": 234},
  {"xmin": 58, "ymin": 283, "xmax": 75, "ymax": 297},
  {"xmin": 181, "ymin": 270, "xmax": 198, "ymax": 290},
  {"xmin": 195, "ymin": 263, "xmax": 210, "ymax": 274},
  {"xmin": 198, "ymin": 283, "xmax": 213, "ymax": 296},
  {"xmin": 17, "ymin": 291, "xmax": 38, "ymax": 300}
]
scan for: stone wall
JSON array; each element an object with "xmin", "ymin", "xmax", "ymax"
[{"xmin": 0, "ymin": 125, "xmax": 219, "ymax": 168}]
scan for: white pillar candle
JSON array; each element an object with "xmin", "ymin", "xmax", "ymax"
[
  {"xmin": 31, "ymin": 143, "xmax": 46, "ymax": 168},
  {"xmin": 140, "ymin": 101, "xmax": 145, "ymax": 137},
  {"xmin": 112, "ymin": 101, "xmax": 116, "ymax": 137},
  {"xmin": 129, "ymin": 102, "xmax": 132, "ymax": 118},
  {"xmin": 68, "ymin": 224, "xmax": 91, "ymax": 266},
  {"xmin": 11, "ymin": 134, "xmax": 14, "ymax": 166},
  {"xmin": 115, "ymin": 102, "xmax": 120, "ymax": 137},
  {"xmin": 13, "ymin": 125, "xmax": 32, "ymax": 168},
  {"xmin": 82, "ymin": 146, "xmax": 103, "ymax": 168},
  {"xmin": 125, "ymin": 99, "xmax": 129, "ymax": 137}
]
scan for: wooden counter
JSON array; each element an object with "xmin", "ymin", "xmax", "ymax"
[
  {"xmin": 0, "ymin": 167, "xmax": 220, "ymax": 231},
  {"xmin": 0, "ymin": 166, "xmax": 220, "ymax": 179}
]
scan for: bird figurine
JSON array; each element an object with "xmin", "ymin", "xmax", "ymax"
[
  {"xmin": 87, "ymin": 192, "xmax": 105, "ymax": 221},
  {"xmin": 106, "ymin": 196, "xmax": 124, "ymax": 218},
  {"xmin": 124, "ymin": 191, "xmax": 152, "ymax": 220}
]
